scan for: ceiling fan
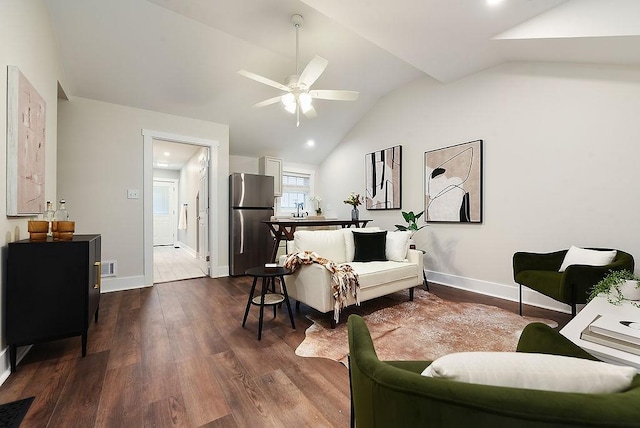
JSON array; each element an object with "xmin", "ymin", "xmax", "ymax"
[{"xmin": 238, "ymin": 14, "xmax": 359, "ymax": 127}]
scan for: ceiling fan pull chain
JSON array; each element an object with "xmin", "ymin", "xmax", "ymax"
[{"xmin": 295, "ymin": 22, "xmax": 300, "ymax": 76}]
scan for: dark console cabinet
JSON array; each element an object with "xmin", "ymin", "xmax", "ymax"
[{"xmin": 6, "ymin": 234, "xmax": 101, "ymax": 371}]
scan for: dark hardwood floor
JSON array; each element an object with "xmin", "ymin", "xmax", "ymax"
[{"xmin": 0, "ymin": 277, "xmax": 571, "ymax": 427}]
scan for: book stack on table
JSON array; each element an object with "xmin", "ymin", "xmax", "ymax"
[{"xmin": 581, "ymin": 315, "xmax": 640, "ymax": 356}]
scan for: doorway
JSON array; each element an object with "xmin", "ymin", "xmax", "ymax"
[
  {"xmin": 152, "ymin": 141, "xmax": 207, "ymax": 283},
  {"xmin": 143, "ymin": 130, "xmax": 219, "ymax": 286}
]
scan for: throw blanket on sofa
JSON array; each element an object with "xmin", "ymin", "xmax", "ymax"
[{"xmin": 283, "ymin": 251, "xmax": 360, "ymax": 322}]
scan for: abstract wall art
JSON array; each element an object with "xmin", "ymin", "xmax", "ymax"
[
  {"xmin": 365, "ymin": 145, "xmax": 402, "ymax": 210},
  {"xmin": 424, "ymin": 140, "xmax": 483, "ymax": 223},
  {"xmin": 6, "ymin": 66, "xmax": 46, "ymax": 216}
]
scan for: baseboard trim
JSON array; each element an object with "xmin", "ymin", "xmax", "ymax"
[
  {"xmin": 101, "ymin": 275, "xmax": 150, "ymax": 293},
  {"xmin": 0, "ymin": 345, "xmax": 32, "ymax": 386},
  {"xmin": 214, "ymin": 265, "xmax": 229, "ymax": 278},
  {"xmin": 426, "ymin": 270, "xmax": 572, "ymax": 315},
  {"xmin": 175, "ymin": 241, "xmax": 197, "ymax": 258}
]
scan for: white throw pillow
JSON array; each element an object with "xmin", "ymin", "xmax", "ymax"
[
  {"xmin": 559, "ymin": 246, "xmax": 617, "ymax": 272},
  {"xmin": 421, "ymin": 352, "xmax": 636, "ymax": 394},
  {"xmin": 293, "ymin": 229, "xmax": 347, "ymax": 263},
  {"xmin": 344, "ymin": 227, "xmax": 381, "ymax": 262},
  {"xmin": 385, "ymin": 231, "xmax": 412, "ymax": 261}
]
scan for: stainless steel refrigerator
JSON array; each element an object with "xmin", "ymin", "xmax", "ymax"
[{"xmin": 229, "ymin": 173, "xmax": 275, "ymax": 276}]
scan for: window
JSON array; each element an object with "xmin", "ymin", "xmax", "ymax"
[
  {"xmin": 153, "ymin": 186, "xmax": 169, "ymax": 215},
  {"xmin": 280, "ymin": 172, "xmax": 311, "ymax": 214}
]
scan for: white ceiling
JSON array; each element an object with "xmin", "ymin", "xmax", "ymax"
[
  {"xmin": 46, "ymin": 0, "xmax": 640, "ymax": 165},
  {"xmin": 152, "ymin": 139, "xmax": 200, "ymax": 171}
]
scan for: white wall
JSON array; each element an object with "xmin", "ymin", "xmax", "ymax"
[
  {"xmin": 0, "ymin": 0, "xmax": 66, "ymax": 381},
  {"xmin": 153, "ymin": 168, "xmax": 180, "ymax": 180},
  {"xmin": 57, "ymin": 96, "xmax": 229, "ymax": 288},
  {"xmin": 319, "ymin": 62, "xmax": 640, "ymax": 312},
  {"xmin": 229, "ymin": 155, "xmax": 259, "ymax": 174}
]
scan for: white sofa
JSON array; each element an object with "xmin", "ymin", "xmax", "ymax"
[{"xmin": 278, "ymin": 227, "xmax": 424, "ymax": 327}]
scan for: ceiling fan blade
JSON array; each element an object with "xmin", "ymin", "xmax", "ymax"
[
  {"xmin": 298, "ymin": 55, "xmax": 328, "ymax": 88},
  {"xmin": 303, "ymin": 105, "xmax": 317, "ymax": 119},
  {"xmin": 237, "ymin": 70, "xmax": 290, "ymax": 92},
  {"xmin": 252, "ymin": 96, "xmax": 282, "ymax": 108},
  {"xmin": 309, "ymin": 89, "xmax": 359, "ymax": 101}
]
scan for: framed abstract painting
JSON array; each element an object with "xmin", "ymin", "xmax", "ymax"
[
  {"xmin": 424, "ymin": 140, "xmax": 483, "ymax": 223},
  {"xmin": 365, "ymin": 145, "xmax": 401, "ymax": 210},
  {"xmin": 6, "ymin": 66, "xmax": 46, "ymax": 216}
]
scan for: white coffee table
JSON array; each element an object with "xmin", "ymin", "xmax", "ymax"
[{"xmin": 560, "ymin": 295, "xmax": 640, "ymax": 369}]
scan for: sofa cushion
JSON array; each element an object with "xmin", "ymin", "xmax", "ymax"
[
  {"xmin": 515, "ymin": 270, "xmax": 564, "ymax": 301},
  {"xmin": 293, "ymin": 229, "xmax": 348, "ymax": 263},
  {"xmin": 353, "ymin": 231, "xmax": 387, "ymax": 262},
  {"xmin": 422, "ymin": 351, "xmax": 636, "ymax": 394},
  {"xmin": 345, "ymin": 227, "xmax": 381, "ymax": 262},
  {"xmin": 559, "ymin": 246, "xmax": 617, "ymax": 272},
  {"xmin": 347, "ymin": 261, "xmax": 417, "ymax": 289},
  {"xmin": 386, "ymin": 231, "xmax": 411, "ymax": 261}
]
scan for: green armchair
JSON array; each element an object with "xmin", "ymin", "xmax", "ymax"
[
  {"xmin": 513, "ymin": 248, "xmax": 634, "ymax": 317},
  {"xmin": 347, "ymin": 314, "xmax": 640, "ymax": 428}
]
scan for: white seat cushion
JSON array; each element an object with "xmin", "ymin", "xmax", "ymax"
[{"xmin": 345, "ymin": 261, "xmax": 417, "ymax": 290}]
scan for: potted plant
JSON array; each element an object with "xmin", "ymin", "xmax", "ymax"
[
  {"xmin": 395, "ymin": 210, "xmax": 427, "ymax": 249},
  {"xmin": 588, "ymin": 269, "xmax": 640, "ymax": 307},
  {"xmin": 395, "ymin": 210, "xmax": 426, "ymax": 235}
]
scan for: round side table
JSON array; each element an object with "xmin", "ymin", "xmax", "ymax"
[{"xmin": 242, "ymin": 266, "xmax": 296, "ymax": 340}]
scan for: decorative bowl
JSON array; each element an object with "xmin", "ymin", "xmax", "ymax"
[
  {"xmin": 53, "ymin": 231, "xmax": 74, "ymax": 241},
  {"xmin": 52, "ymin": 221, "xmax": 75, "ymax": 233},
  {"xmin": 28, "ymin": 220, "xmax": 49, "ymax": 233},
  {"xmin": 29, "ymin": 232, "xmax": 47, "ymax": 241}
]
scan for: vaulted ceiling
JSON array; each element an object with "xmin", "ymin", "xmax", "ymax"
[{"xmin": 46, "ymin": 0, "xmax": 640, "ymax": 164}]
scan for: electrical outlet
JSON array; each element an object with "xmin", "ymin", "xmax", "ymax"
[{"xmin": 127, "ymin": 189, "xmax": 140, "ymax": 199}]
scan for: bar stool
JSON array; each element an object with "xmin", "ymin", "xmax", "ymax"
[{"xmin": 242, "ymin": 266, "xmax": 296, "ymax": 340}]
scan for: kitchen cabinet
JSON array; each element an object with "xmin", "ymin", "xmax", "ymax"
[{"xmin": 259, "ymin": 156, "xmax": 283, "ymax": 196}]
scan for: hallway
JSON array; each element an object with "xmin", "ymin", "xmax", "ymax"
[{"xmin": 153, "ymin": 245, "xmax": 205, "ymax": 283}]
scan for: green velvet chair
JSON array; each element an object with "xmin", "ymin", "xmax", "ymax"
[
  {"xmin": 513, "ymin": 249, "xmax": 634, "ymax": 317},
  {"xmin": 347, "ymin": 314, "xmax": 640, "ymax": 428}
]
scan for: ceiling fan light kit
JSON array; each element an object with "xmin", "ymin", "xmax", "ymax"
[
  {"xmin": 282, "ymin": 93, "xmax": 296, "ymax": 113},
  {"xmin": 237, "ymin": 14, "xmax": 359, "ymax": 127}
]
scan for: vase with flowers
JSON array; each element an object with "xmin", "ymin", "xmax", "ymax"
[{"xmin": 344, "ymin": 192, "xmax": 363, "ymax": 221}]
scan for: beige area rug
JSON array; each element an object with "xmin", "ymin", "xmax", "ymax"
[{"xmin": 295, "ymin": 288, "xmax": 558, "ymax": 365}]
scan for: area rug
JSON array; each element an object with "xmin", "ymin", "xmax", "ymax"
[
  {"xmin": 295, "ymin": 289, "xmax": 558, "ymax": 365},
  {"xmin": 0, "ymin": 396, "xmax": 34, "ymax": 428}
]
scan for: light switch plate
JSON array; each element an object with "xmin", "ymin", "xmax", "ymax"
[{"xmin": 127, "ymin": 189, "xmax": 140, "ymax": 199}]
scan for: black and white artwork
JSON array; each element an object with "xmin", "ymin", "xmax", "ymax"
[
  {"xmin": 365, "ymin": 145, "xmax": 401, "ymax": 210},
  {"xmin": 424, "ymin": 140, "xmax": 483, "ymax": 223}
]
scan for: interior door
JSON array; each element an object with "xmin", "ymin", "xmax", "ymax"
[
  {"xmin": 153, "ymin": 180, "xmax": 177, "ymax": 246},
  {"xmin": 197, "ymin": 149, "xmax": 210, "ymax": 275}
]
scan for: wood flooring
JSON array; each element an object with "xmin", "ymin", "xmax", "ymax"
[{"xmin": 0, "ymin": 277, "xmax": 571, "ymax": 427}]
